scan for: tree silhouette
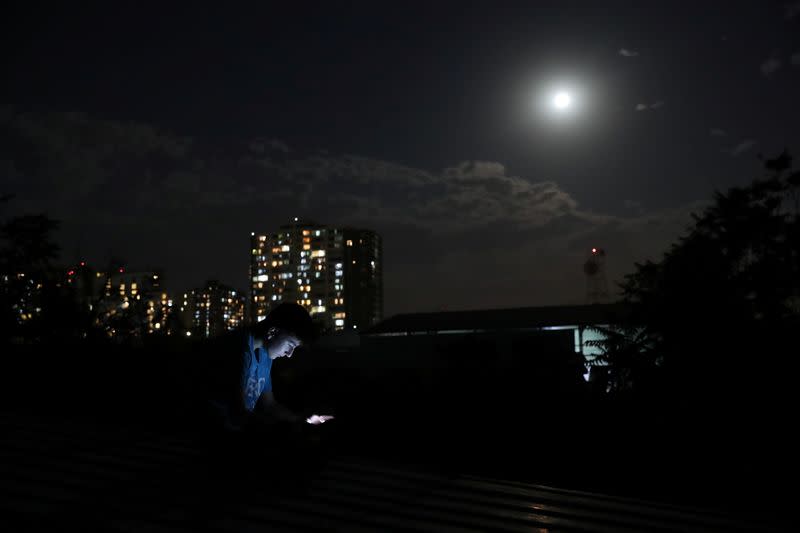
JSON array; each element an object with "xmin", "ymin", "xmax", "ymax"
[
  {"xmin": 0, "ymin": 214, "xmax": 60, "ymax": 275},
  {"xmin": 616, "ymin": 150, "xmax": 799, "ymax": 412},
  {"xmin": 0, "ymin": 212, "xmax": 68, "ymax": 342},
  {"xmin": 584, "ymin": 324, "xmax": 658, "ymax": 393}
]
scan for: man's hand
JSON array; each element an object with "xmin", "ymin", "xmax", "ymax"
[{"xmin": 305, "ymin": 414, "xmax": 334, "ymax": 425}]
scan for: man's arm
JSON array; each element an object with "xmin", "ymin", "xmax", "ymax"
[{"xmin": 254, "ymin": 390, "xmax": 302, "ymax": 424}]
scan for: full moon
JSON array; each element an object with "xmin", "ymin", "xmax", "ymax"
[{"xmin": 553, "ymin": 91, "xmax": 571, "ymax": 109}]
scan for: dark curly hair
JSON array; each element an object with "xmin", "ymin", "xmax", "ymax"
[{"xmin": 251, "ymin": 302, "xmax": 315, "ymax": 343}]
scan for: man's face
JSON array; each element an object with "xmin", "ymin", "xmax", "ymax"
[{"xmin": 265, "ymin": 330, "xmax": 302, "ymax": 360}]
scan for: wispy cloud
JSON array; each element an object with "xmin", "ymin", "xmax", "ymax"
[
  {"xmin": 623, "ymin": 199, "xmax": 645, "ymax": 214},
  {"xmin": 786, "ymin": 1, "xmax": 800, "ymax": 19},
  {"xmin": 619, "ymin": 48, "xmax": 639, "ymax": 57},
  {"xmin": 635, "ymin": 101, "xmax": 665, "ymax": 111},
  {"xmin": 729, "ymin": 139, "xmax": 757, "ymax": 157},
  {"xmin": 710, "ymin": 128, "xmax": 727, "ymax": 137},
  {"xmin": 249, "ymin": 138, "xmax": 290, "ymax": 154},
  {"xmin": 0, "ymin": 109, "xmax": 706, "ymax": 311},
  {"xmin": 760, "ymin": 56, "xmax": 782, "ymax": 76}
]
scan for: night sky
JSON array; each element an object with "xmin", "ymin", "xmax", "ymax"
[{"xmin": 3, "ymin": 1, "xmax": 800, "ymax": 315}]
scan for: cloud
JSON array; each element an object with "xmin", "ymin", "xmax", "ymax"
[
  {"xmin": 0, "ymin": 109, "xmax": 702, "ymax": 313},
  {"xmin": 791, "ymin": 52, "xmax": 800, "ymax": 66},
  {"xmin": 635, "ymin": 101, "xmax": 664, "ymax": 111},
  {"xmin": 249, "ymin": 138, "xmax": 290, "ymax": 154},
  {"xmin": 786, "ymin": 1, "xmax": 800, "ymax": 19},
  {"xmin": 623, "ymin": 199, "xmax": 644, "ymax": 214},
  {"xmin": 619, "ymin": 48, "xmax": 639, "ymax": 57},
  {"xmin": 729, "ymin": 139, "xmax": 757, "ymax": 156},
  {"xmin": 710, "ymin": 128, "xmax": 727, "ymax": 137},
  {"xmin": 760, "ymin": 56, "xmax": 782, "ymax": 76}
]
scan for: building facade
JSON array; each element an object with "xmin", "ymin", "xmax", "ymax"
[
  {"xmin": 179, "ymin": 280, "xmax": 246, "ymax": 338},
  {"xmin": 249, "ymin": 219, "xmax": 383, "ymax": 332},
  {"xmin": 92, "ymin": 268, "xmax": 175, "ymax": 337}
]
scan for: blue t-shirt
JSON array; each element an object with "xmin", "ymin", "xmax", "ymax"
[{"xmin": 241, "ymin": 332, "xmax": 273, "ymax": 412}]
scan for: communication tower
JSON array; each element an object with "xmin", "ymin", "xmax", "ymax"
[{"xmin": 584, "ymin": 247, "xmax": 609, "ymax": 304}]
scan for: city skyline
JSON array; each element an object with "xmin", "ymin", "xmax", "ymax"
[{"xmin": 3, "ymin": 1, "xmax": 799, "ymax": 316}]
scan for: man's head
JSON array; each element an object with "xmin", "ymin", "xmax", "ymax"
[{"xmin": 253, "ymin": 303, "xmax": 314, "ymax": 360}]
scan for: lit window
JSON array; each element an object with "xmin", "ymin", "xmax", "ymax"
[
  {"xmin": 335, "ymin": 319, "xmax": 344, "ymax": 326},
  {"xmin": 257, "ymin": 274, "xmax": 269, "ymax": 282},
  {"xmin": 281, "ymin": 245, "xmax": 290, "ymax": 252},
  {"xmin": 346, "ymin": 240, "xmax": 353, "ymax": 246}
]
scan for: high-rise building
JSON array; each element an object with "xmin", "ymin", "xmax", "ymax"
[
  {"xmin": 92, "ymin": 267, "xmax": 175, "ymax": 337},
  {"xmin": 250, "ymin": 219, "xmax": 383, "ymax": 332},
  {"xmin": 180, "ymin": 280, "xmax": 246, "ymax": 338}
]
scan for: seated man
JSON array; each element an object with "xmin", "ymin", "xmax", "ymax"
[{"xmin": 204, "ymin": 302, "xmax": 333, "ymax": 433}]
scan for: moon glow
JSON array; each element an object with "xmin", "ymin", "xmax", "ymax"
[{"xmin": 553, "ymin": 91, "xmax": 571, "ymax": 109}]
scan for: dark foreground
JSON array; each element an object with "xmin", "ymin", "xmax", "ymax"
[
  {"xmin": 0, "ymin": 341, "xmax": 794, "ymax": 531},
  {"xmin": 1, "ymin": 408, "xmax": 787, "ymax": 533}
]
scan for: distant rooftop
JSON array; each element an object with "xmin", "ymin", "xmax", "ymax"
[{"xmin": 363, "ymin": 302, "xmax": 631, "ymax": 336}]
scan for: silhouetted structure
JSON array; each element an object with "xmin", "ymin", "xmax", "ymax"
[
  {"xmin": 584, "ymin": 247, "xmax": 610, "ymax": 304},
  {"xmin": 360, "ymin": 303, "xmax": 628, "ymax": 382}
]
